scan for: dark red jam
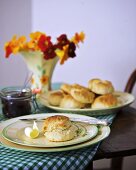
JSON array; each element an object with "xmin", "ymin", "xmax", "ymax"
[{"xmin": 0, "ymin": 87, "xmax": 32, "ymax": 118}]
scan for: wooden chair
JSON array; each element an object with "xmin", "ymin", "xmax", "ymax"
[
  {"xmin": 124, "ymin": 69, "xmax": 136, "ymax": 93},
  {"xmin": 85, "ymin": 69, "xmax": 136, "ymax": 170}
]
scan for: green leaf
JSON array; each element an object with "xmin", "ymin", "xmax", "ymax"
[
  {"xmin": 42, "ymin": 69, "xmax": 46, "ymax": 75},
  {"xmin": 37, "ymin": 65, "xmax": 41, "ymax": 70}
]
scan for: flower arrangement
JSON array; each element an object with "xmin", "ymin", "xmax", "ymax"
[{"xmin": 4, "ymin": 31, "xmax": 85, "ymax": 64}]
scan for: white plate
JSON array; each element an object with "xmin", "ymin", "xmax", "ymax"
[
  {"xmin": 38, "ymin": 91, "xmax": 135, "ymax": 116},
  {"xmin": 2, "ymin": 120, "xmax": 98, "ymax": 148},
  {"xmin": 0, "ymin": 113, "xmax": 110, "ymax": 152}
]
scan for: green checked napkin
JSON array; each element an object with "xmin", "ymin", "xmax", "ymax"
[
  {"xmin": 0, "ymin": 84, "xmax": 116, "ymax": 170},
  {"xmin": 0, "ymin": 113, "xmax": 116, "ymax": 170}
]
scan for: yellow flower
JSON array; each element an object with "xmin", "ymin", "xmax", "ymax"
[
  {"xmin": 30, "ymin": 31, "xmax": 45, "ymax": 41},
  {"xmin": 26, "ymin": 32, "xmax": 46, "ymax": 51},
  {"xmin": 18, "ymin": 36, "xmax": 26, "ymax": 49},
  {"xmin": 4, "ymin": 35, "xmax": 26, "ymax": 55},
  {"xmin": 55, "ymin": 45, "xmax": 69, "ymax": 64},
  {"xmin": 25, "ymin": 41, "xmax": 39, "ymax": 51},
  {"xmin": 4, "ymin": 31, "xmax": 85, "ymax": 60}
]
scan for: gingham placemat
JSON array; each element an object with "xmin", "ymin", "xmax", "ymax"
[
  {"xmin": 0, "ymin": 143, "xmax": 99, "ymax": 170},
  {"xmin": 0, "ymin": 83, "xmax": 117, "ymax": 170},
  {"xmin": 0, "ymin": 111, "xmax": 116, "ymax": 170}
]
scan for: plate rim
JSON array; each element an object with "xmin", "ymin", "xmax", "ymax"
[
  {"xmin": 0, "ymin": 113, "xmax": 110, "ymax": 152},
  {"xmin": 38, "ymin": 91, "xmax": 135, "ymax": 112},
  {"xmin": 0, "ymin": 126, "xmax": 110, "ymax": 152},
  {"xmin": 2, "ymin": 121, "xmax": 98, "ymax": 148}
]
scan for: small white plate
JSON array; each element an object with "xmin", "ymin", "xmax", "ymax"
[
  {"xmin": 38, "ymin": 91, "xmax": 135, "ymax": 116},
  {"xmin": 2, "ymin": 120, "xmax": 98, "ymax": 148}
]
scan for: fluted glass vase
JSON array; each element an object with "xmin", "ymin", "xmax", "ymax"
[{"xmin": 21, "ymin": 51, "xmax": 58, "ymax": 94}]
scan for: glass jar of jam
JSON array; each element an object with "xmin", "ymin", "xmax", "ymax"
[{"xmin": 0, "ymin": 87, "xmax": 32, "ymax": 118}]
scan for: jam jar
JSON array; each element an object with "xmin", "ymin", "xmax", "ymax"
[{"xmin": 0, "ymin": 87, "xmax": 32, "ymax": 118}]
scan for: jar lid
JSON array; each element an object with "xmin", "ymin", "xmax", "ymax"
[{"xmin": 0, "ymin": 87, "xmax": 32, "ymax": 100}]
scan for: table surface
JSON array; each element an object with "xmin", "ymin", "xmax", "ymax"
[
  {"xmin": 0, "ymin": 101, "xmax": 115, "ymax": 170},
  {"xmin": 95, "ymin": 107, "xmax": 136, "ymax": 160},
  {"xmin": 0, "ymin": 104, "xmax": 136, "ymax": 170},
  {"xmin": 0, "ymin": 84, "xmax": 117, "ymax": 170},
  {"xmin": 85, "ymin": 106, "xmax": 136, "ymax": 170}
]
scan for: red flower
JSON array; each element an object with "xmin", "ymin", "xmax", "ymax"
[
  {"xmin": 57, "ymin": 34, "xmax": 70, "ymax": 49},
  {"xmin": 4, "ymin": 31, "xmax": 85, "ymax": 65},
  {"xmin": 5, "ymin": 46, "xmax": 12, "ymax": 58},
  {"xmin": 38, "ymin": 35, "xmax": 52, "ymax": 52},
  {"xmin": 44, "ymin": 45, "xmax": 57, "ymax": 60},
  {"xmin": 68, "ymin": 42, "xmax": 76, "ymax": 58}
]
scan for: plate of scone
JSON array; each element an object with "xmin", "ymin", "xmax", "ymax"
[
  {"xmin": 0, "ymin": 113, "xmax": 110, "ymax": 152},
  {"xmin": 38, "ymin": 78, "xmax": 135, "ymax": 116}
]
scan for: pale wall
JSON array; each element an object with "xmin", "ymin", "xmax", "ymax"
[
  {"xmin": 32, "ymin": 0, "xmax": 136, "ymax": 92},
  {"xmin": 0, "ymin": 0, "xmax": 32, "ymax": 86}
]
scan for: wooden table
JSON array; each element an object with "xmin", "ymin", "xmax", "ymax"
[{"xmin": 86, "ymin": 106, "xmax": 136, "ymax": 170}]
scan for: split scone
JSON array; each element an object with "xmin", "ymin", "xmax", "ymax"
[
  {"xmin": 88, "ymin": 78, "xmax": 114, "ymax": 95},
  {"xmin": 91, "ymin": 94, "xmax": 118, "ymax": 109},
  {"xmin": 43, "ymin": 115, "xmax": 77, "ymax": 142}
]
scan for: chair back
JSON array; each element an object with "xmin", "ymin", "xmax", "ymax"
[{"xmin": 124, "ymin": 69, "xmax": 136, "ymax": 93}]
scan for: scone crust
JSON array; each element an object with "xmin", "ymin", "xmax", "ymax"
[
  {"xmin": 88, "ymin": 79, "xmax": 114, "ymax": 95},
  {"xmin": 91, "ymin": 94, "xmax": 118, "ymax": 109},
  {"xmin": 72, "ymin": 83, "xmax": 90, "ymax": 91},
  {"xmin": 60, "ymin": 95, "xmax": 85, "ymax": 109},
  {"xmin": 70, "ymin": 88, "xmax": 95, "ymax": 104},
  {"xmin": 43, "ymin": 115, "xmax": 77, "ymax": 142},
  {"xmin": 48, "ymin": 90, "xmax": 64, "ymax": 106},
  {"xmin": 60, "ymin": 83, "xmax": 72, "ymax": 94},
  {"xmin": 43, "ymin": 115, "xmax": 71, "ymax": 132}
]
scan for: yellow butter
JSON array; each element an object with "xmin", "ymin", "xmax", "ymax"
[{"xmin": 24, "ymin": 121, "xmax": 39, "ymax": 138}]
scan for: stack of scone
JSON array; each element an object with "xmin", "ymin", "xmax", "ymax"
[
  {"xmin": 43, "ymin": 115, "xmax": 77, "ymax": 142},
  {"xmin": 47, "ymin": 78, "xmax": 118, "ymax": 109}
]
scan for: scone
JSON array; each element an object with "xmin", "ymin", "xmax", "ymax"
[
  {"xmin": 91, "ymin": 94, "xmax": 118, "ymax": 109},
  {"xmin": 48, "ymin": 90, "xmax": 64, "ymax": 106},
  {"xmin": 60, "ymin": 95, "xmax": 85, "ymax": 109},
  {"xmin": 72, "ymin": 83, "xmax": 89, "ymax": 91},
  {"xmin": 43, "ymin": 115, "xmax": 77, "ymax": 142},
  {"xmin": 70, "ymin": 87, "xmax": 95, "ymax": 104},
  {"xmin": 88, "ymin": 78, "xmax": 114, "ymax": 95},
  {"xmin": 60, "ymin": 83, "xmax": 72, "ymax": 94}
]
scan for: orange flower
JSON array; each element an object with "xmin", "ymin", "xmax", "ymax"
[
  {"xmin": 71, "ymin": 32, "xmax": 85, "ymax": 45},
  {"xmin": 40, "ymin": 75, "xmax": 49, "ymax": 84},
  {"xmin": 30, "ymin": 31, "xmax": 44, "ymax": 41},
  {"xmin": 4, "ymin": 31, "xmax": 85, "ymax": 64},
  {"xmin": 27, "ymin": 31, "xmax": 45, "ymax": 51},
  {"xmin": 4, "ymin": 35, "xmax": 26, "ymax": 57}
]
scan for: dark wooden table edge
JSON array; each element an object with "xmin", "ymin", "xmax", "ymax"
[{"xmin": 85, "ymin": 106, "xmax": 136, "ymax": 170}]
